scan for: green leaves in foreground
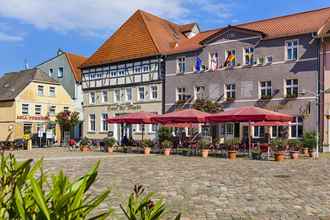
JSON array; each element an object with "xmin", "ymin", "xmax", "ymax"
[{"xmin": 0, "ymin": 154, "xmax": 112, "ymax": 220}]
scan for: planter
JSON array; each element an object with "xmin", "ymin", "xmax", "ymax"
[
  {"xmin": 303, "ymin": 148, "xmax": 309, "ymax": 156},
  {"xmin": 290, "ymin": 151, "xmax": 299, "ymax": 160},
  {"xmin": 80, "ymin": 146, "xmax": 91, "ymax": 152},
  {"xmin": 164, "ymin": 148, "xmax": 171, "ymax": 156},
  {"xmin": 107, "ymin": 147, "xmax": 113, "ymax": 154},
  {"xmin": 144, "ymin": 147, "xmax": 151, "ymax": 155},
  {"xmin": 228, "ymin": 150, "xmax": 237, "ymax": 160},
  {"xmin": 202, "ymin": 149, "xmax": 209, "ymax": 158},
  {"xmin": 274, "ymin": 152, "xmax": 285, "ymax": 161},
  {"xmin": 308, "ymin": 149, "xmax": 315, "ymax": 158}
]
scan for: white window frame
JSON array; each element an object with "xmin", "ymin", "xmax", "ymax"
[
  {"xmin": 138, "ymin": 87, "xmax": 145, "ymax": 101},
  {"xmin": 102, "ymin": 90, "xmax": 108, "ymax": 103},
  {"xmin": 225, "ymin": 84, "xmax": 236, "ymax": 100},
  {"xmin": 253, "ymin": 126, "xmax": 265, "ymax": 138},
  {"xmin": 142, "ymin": 65, "xmax": 150, "ymax": 73},
  {"xmin": 194, "ymin": 86, "xmax": 205, "ymax": 100},
  {"xmin": 89, "ymin": 113, "xmax": 96, "ymax": 132},
  {"xmin": 259, "ymin": 81, "xmax": 272, "ymax": 98},
  {"xmin": 64, "ymin": 106, "xmax": 69, "ymax": 112},
  {"xmin": 176, "ymin": 87, "xmax": 187, "ymax": 101},
  {"xmin": 37, "ymin": 85, "xmax": 44, "ymax": 96},
  {"xmin": 243, "ymin": 47, "xmax": 254, "ymax": 66},
  {"xmin": 177, "ymin": 57, "xmax": 186, "ymax": 73},
  {"xmin": 114, "ymin": 89, "xmax": 121, "ymax": 103},
  {"xmin": 49, "ymin": 68, "xmax": 53, "ymax": 76},
  {"xmin": 285, "ymin": 39, "xmax": 299, "ymax": 61},
  {"xmin": 101, "ymin": 113, "xmax": 109, "ymax": 132},
  {"xmin": 134, "ymin": 66, "xmax": 142, "ymax": 74},
  {"xmin": 290, "ymin": 116, "xmax": 303, "ymax": 139},
  {"xmin": 22, "ymin": 104, "xmax": 29, "ymax": 115},
  {"xmin": 224, "ymin": 123, "xmax": 234, "ymax": 135},
  {"xmin": 49, "ymin": 106, "xmax": 56, "ymax": 115},
  {"xmin": 150, "ymin": 86, "xmax": 158, "ymax": 100},
  {"xmin": 58, "ymin": 67, "xmax": 64, "ymax": 78},
  {"xmin": 35, "ymin": 105, "xmax": 42, "ymax": 115},
  {"xmin": 149, "ymin": 124, "xmax": 158, "ymax": 133},
  {"xmin": 49, "ymin": 86, "xmax": 56, "ymax": 97},
  {"xmin": 89, "ymin": 92, "xmax": 96, "ymax": 104},
  {"xmin": 125, "ymin": 88, "xmax": 132, "ymax": 102},
  {"xmin": 285, "ymin": 79, "xmax": 298, "ymax": 97}
]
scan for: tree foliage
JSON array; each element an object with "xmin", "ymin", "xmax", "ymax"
[
  {"xmin": 56, "ymin": 111, "xmax": 80, "ymax": 131},
  {"xmin": 192, "ymin": 98, "xmax": 223, "ymax": 113}
]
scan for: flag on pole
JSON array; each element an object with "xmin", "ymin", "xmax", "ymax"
[
  {"xmin": 210, "ymin": 54, "xmax": 218, "ymax": 71},
  {"xmin": 195, "ymin": 57, "xmax": 202, "ymax": 72},
  {"xmin": 224, "ymin": 52, "xmax": 235, "ymax": 67}
]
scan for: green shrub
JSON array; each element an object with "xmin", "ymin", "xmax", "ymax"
[
  {"xmin": 158, "ymin": 127, "xmax": 172, "ymax": 143},
  {"xmin": 161, "ymin": 140, "xmax": 172, "ymax": 148},
  {"xmin": 288, "ymin": 139, "xmax": 302, "ymax": 151},
  {"xmin": 103, "ymin": 137, "xmax": 117, "ymax": 148},
  {"xmin": 197, "ymin": 138, "xmax": 211, "ymax": 149},
  {"xmin": 302, "ymin": 132, "xmax": 317, "ymax": 149},
  {"xmin": 80, "ymin": 137, "xmax": 90, "ymax": 146},
  {"xmin": 270, "ymin": 138, "xmax": 286, "ymax": 152},
  {"xmin": 0, "ymin": 154, "xmax": 112, "ymax": 220},
  {"xmin": 142, "ymin": 139, "xmax": 154, "ymax": 148}
]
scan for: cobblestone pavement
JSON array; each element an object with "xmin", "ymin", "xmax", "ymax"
[{"xmin": 10, "ymin": 148, "xmax": 330, "ymax": 219}]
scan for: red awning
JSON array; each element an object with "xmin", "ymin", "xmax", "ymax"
[
  {"xmin": 206, "ymin": 106, "xmax": 293, "ymax": 123},
  {"xmin": 107, "ymin": 112, "xmax": 157, "ymax": 124},
  {"xmin": 251, "ymin": 121, "xmax": 290, "ymax": 126},
  {"xmin": 163, "ymin": 123, "xmax": 199, "ymax": 128},
  {"xmin": 152, "ymin": 109, "xmax": 210, "ymax": 124}
]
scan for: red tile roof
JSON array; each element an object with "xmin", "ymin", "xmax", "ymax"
[
  {"xmin": 81, "ymin": 7, "xmax": 330, "ymax": 67},
  {"xmin": 64, "ymin": 52, "xmax": 87, "ymax": 82}
]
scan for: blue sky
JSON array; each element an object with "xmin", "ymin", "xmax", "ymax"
[{"xmin": 0, "ymin": 0, "xmax": 329, "ymax": 73}]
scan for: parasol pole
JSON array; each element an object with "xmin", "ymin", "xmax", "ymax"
[{"xmin": 248, "ymin": 121, "xmax": 252, "ymax": 158}]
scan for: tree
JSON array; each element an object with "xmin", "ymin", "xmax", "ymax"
[
  {"xmin": 56, "ymin": 111, "xmax": 80, "ymax": 143},
  {"xmin": 192, "ymin": 98, "xmax": 223, "ymax": 113}
]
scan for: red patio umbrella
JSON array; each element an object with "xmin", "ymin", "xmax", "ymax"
[
  {"xmin": 151, "ymin": 109, "xmax": 210, "ymax": 124},
  {"xmin": 251, "ymin": 121, "xmax": 289, "ymax": 126},
  {"xmin": 108, "ymin": 111, "xmax": 157, "ymax": 141},
  {"xmin": 206, "ymin": 106, "xmax": 293, "ymax": 123},
  {"xmin": 163, "ymin": 123, "xmax": 199, "ymax": 128}
]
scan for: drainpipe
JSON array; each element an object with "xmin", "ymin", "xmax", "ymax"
[{"xmin": 160, "ymin": 55, "xmax": 166, "ymax": 114}]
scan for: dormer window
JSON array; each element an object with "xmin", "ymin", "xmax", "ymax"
[
  {"xmin": 243, "ymin": 48, "xmax": 254, "ymax": 65},
  {"xmin": 285, "ymin": 39, "xmax": 298, "ymax": 61},
  {"xmin": 177, "ymin": 57, "xmax": 186, "ymax": 73}
]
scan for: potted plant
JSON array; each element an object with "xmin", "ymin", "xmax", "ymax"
[
  {"xmin": 288, "ymin": 139, "xmax": 302, "ymax": 160},
  {"xmin": 225, "ymin": 138, "xmax": 240, "ymax": 160},
  {"xmin": 302, "ymin": 132, "xmax": 317, "ymax": 158},
  {"xmin": 80, "ymin": 137, "xmax": 91, "ymax": 152},
  {"xmin": 251, "ymin": 145, "xmax": 262, "ymax": 160},
  {"xmin": 162, "ymin": 140, "xmax": 172, "ymax": 156},
  {"xmin": 271, "ymin": 138, "xmax": 286, "ymax": 161},
  {"xmin": 103, "ymin": 137, "xmax": 116, "ymax": 154},
  {"xmin": 198, "ymin": 138, "xmax": 211, "ymax": 158},
  {"xmin": 142, "ymin": 139, "xmax": 153, "ymax": 155}
]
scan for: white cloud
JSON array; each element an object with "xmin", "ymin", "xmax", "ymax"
[
  {"xmin": 0, "ymin": 0, "xmax": 232, "ymax": 36},
  {"xmin": 0, "ymin": 31, "xmax": 23, "ymax": 42}
]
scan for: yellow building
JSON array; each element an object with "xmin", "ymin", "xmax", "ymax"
[{"xmin": 0, "ymin": 68, "xmax": 74, "ymax": 144}]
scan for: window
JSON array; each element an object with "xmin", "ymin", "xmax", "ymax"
[
  {"xmin": 37, "ymin": 85, "xmax": 44, "ymax": 96},
  {"xmin": 89, "ymin": 92, "xmax": 96, "ymax": 104},
  {"xmin": 49, "ymin": 106, "xmax": 56, "ymax": 115},
  {"xmin": 285, "ymin": 79, "xmax": 298, "ymax": 98},
  {"xmin": 225, "ymin": 49, "xmax": 236, "ymax": 66},
  {"xmin": 176, "ymin": 87, "xmax": 187, "ymax": 101},
  {"xmin": 64, "ymin": 107, "xmax": 69, "ymax": 112},
  {"xmin": 272, "ymin": 126, "xmax": 284, "ymax": 138},
  {"xmin": 286, "ymin": 39, "xmax": 298, "ymax": 61},
  {"xmin": 150, "ymin": 86, "xmax": 158, "ymax": 100},
  {"xmin": 138, "ymin": 87, "xmax": 145, "ymax": 100},
  {"xmin": 89, "ymin": 114, "xmax": 96, "ymax": 132},
  {"xmin": 118, "ymin": 69, "xmax": 125, "ymax": 76},
  {"xmin": 225, "ymin": 84, "xmax": 236, "ymax": 100},
  {"xmin": 110, "ymin": 70, "xmax": 117, "ymax": 77},
  {"xmin": 243, "ymin": 47, "xmax": 254, "ymax": 65},
  {"xmin": 101, "ymin": 113, "xmax": 108, "ymax": 132},
  {"xmin": 49, "ymin": 68, "xmax": 53, "ymax": 76},
  {"xmin": 224, "ymin": 123, "xmax": 233, "ymax": 135},
  {"xmin": 142, "ymin": 65, "xmax": 150, "ymax": 72},
  {"xmin": 134, "ymin": 66, "xmax": 142, "ymax": 74},
  {"xmin": 194, "ymin": 86, "xmax": 205, "ymax": 100},
  {"xmin": 177, "ymin": 57, "xmax": 186, "ymax": 73},
  {"xmin": 150, "ymin": 124, "xmax": 157, "ymax": 133},
  {"xmin": 114, "ymin": 89, "xmax": 121, "ymax": 103},
  {"xmin": 49, "ymin": 87, "xmax": 56, "ymax": 97},
  {"xmin": 291, "ymin": 116, "xmax": 303, "ymax": 138},
  {"xmin": 260, "ymin": 81, "xmax": 272, "ymax": 98},
  {"xmin": 35, "ymin": 105, "xmax": 42, "ymax": 115},
  {"xmin": 102, "ymin": 90, "xmax": 108, "ymax": 103},
  {"xmin": 126, "ymin": 88, "xmax": 132, "ymax": 102},
  {"xmin": 254, "ymin": 126, "xmax": 265, "ymax": 138},
  {"xmin": 58, "ymin": 67, "xmax": 64, "ymax": 78},
  {"xmin": 22, "ymin": 104, "xmax": 29, "ymax": 115}
]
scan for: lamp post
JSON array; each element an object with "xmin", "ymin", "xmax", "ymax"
[{"xmin": 300, "ymin": 89, "xmax": 320, "ymax": 158}]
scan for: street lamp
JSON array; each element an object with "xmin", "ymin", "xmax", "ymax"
[{"xmin": 299, "ymin": 89, "xmax": 320, "ymax": 158}]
